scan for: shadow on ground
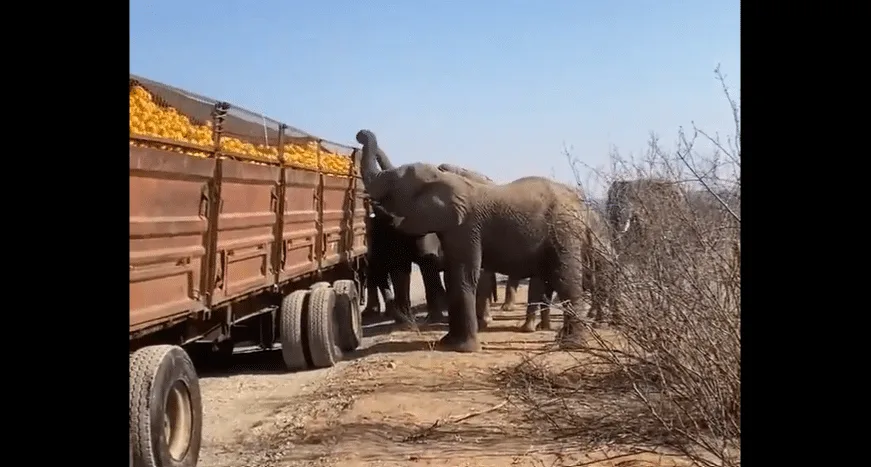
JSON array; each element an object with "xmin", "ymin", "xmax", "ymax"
[
  {"xmin": 196, "ymin": 305, "xmax": 439, "ymax": 378},
  {"xmin": 195, "ymin": 301, "xmax": 560, "ymax": 378}
]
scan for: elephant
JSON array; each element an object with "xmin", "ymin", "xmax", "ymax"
[
  {"xmin": 362, "ymin": 201, "xmax": 448, "ymax": 324},
  {"xmin": 434, "ymin": 165, "xmax": 553, "ymax": 327},
  {"xmin": 360, "ymin": 149, "xmax": 502, "ymax": 327},
  {"xmin": 356, "ymin": 129, "xmax": 615, "ymax": 352}
]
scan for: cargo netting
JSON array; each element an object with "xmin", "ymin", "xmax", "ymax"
[{"xmin": 129, "ymin": 74, "xmax": 358, "ymax": 176}]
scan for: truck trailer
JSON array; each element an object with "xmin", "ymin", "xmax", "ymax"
[{"xmin": 129, "ymin": 75, "xmax": 368, "ymax": 467}]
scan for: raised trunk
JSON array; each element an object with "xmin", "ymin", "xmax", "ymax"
[
  {"xmin": 357, "ymin": 130, "xmax": 381, "ymax": 189},
  {"xmin": 375, "ymin": 147, "xmax": 396, "ymax": 170}
]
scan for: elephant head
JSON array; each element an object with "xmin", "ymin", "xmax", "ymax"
[
  {"xmin": 356, "ymin": 129, "xmax": 476, "ymax": 236},
  {"xmin": 605, "ymin": 179, "xmax": 682, "ymax": 236},
  {"xmin": 605, "ymin": 181, "xmax": 636, "ymax": 235}
]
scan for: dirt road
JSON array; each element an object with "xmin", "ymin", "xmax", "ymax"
[{"xmin": 197, "ymin": 270, "xmax": 685, "ymax": 467}]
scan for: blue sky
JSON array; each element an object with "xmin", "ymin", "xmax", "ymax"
[{"xmin": 130, "ymin": 0, "xmax": 739, "ymax": 195}]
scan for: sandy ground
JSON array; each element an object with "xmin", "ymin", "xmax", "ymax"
[{"xmin": 196, "ymin": 271, "xmax": 689, "ymax": 467}]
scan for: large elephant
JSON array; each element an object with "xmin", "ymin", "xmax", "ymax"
[
  {"xmin": 356, "ymin": 129, "xmax": 614, "ymax": 352},
  {"xmin": 361, "ymin": 150, "xmax": 501, "ymax": 326},
  {"xmin": 434, "ymin": 165, "xmax": 549, "ymax": 326}
]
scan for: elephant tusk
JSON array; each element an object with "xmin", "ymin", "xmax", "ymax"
[{"xmin": 620, "ymin": 218, "xmax": 631, "ymax": 233}]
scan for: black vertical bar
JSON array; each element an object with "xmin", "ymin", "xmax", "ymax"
[
  {"xmin": 204, "ymin": 102, "xmax": 229, "ymax": 307},
  {"xmin": 273, "ymin": 124, "xmax": 288, "ymax": 287}
]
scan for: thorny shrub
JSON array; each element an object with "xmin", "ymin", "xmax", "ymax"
[{"xmin": 498, "ymin": 67, "xmax": 740, "ymax": 467}]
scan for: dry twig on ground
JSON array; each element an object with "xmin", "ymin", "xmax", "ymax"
[{"xmin": 402, "ymin": 400, "xmax": 509, "ymax": 442}]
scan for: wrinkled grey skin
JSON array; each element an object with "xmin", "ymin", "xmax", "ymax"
[
  {"xmin": 605, "ymin": 179, "xmax": 683, "ymax": 263},
  {"xmin": 436, "ymin": 164, "xmax": 552, "ymax": 331},
  {"xmin": 433, "ymin": 164, "xmax": 521, "ymax": 330},
  {"xmin": 357, "ymin": 129, "xmax": 614, "ymax": 352}
]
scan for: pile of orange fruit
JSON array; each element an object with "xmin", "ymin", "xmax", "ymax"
[{"xmin": 129, "ymin": 84, "xmax": 354, "ymax": 175}]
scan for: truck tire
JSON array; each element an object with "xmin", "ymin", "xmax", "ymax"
[
  {"xmin": 280, "ymin": 290, "xmax": 310, "ymax": 371},
  {"xmin": 306, "ymin": 286, "xmax": 341, "ymax": 368},
  {"xmin": 310, "ymin": 281, "xmax": 331, "ymax": 289},
  {"xmin": 130, "ymin": 345, "xmax": 202, "ymax": 467},
  {"xmin": 333, "ymin": 279, "xmax": 363, "ymax": 351}
]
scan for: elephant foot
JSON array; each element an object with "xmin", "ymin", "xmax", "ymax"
[
  {"xmin": 519, "ymin": 318, "xmax": 537, "ymax": 333},
  {"xmin": 556, "ymin": 325, "xmax": 586, "ymax": 350},
  {"xmin": 536, "ymin": 319, "xmax": 553, "ymax": 331},
  {"xmin": 479, "ymin": 309, "xmax": 493, "ymax": 323},
  {"xmin": 477, "ymin": 309, "xmax": 493, "ymax": 331},
  {"xmin": 392, "ymin": 311, "xmax": 415, "ymax": 326},
  {"xmin": 500, "ymin": 303, "xmax": 515, "ymax": 312},
  {"xmin": 425, "ymin": 311, "xmax": 447, "ymax": 324},
  {"xmin": 436, "ymin": 333, "xmax": 482, "ymax": 353},
  {"xmin": 385, "ymin": 301, "xmax": 413, "ymax": 322},
  {"xmin": 361, "ymin": 307, "xmax": 381, "ymax": 319}
]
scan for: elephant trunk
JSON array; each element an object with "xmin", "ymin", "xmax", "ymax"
[
  {"xmin": 356, "ymin": 129, "xmax": 391, "ymax": 200},
  {"xmin": 375, "ymin": 147, "xmax": 396, "ymax": 170}
]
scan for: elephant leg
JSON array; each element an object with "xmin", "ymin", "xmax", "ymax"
[
  {"xmin": 363, "ymin": 281, "xmax": 381, "ymax": 316},
  {"xmin": 389, "ymin": 261, "xmax": 413, "ymax": 324},
  {"xmin": 588, "ymin": 269, "xmax": 607, "ymax": 328},
  {"xmin": 419, "ymin": 256, "xmax": 447, "ymax": 323},
  {"xmin": 520, "ymin": 277, "xmax": 547, "ymax": 332},
  {"xmin": 536, "ymin": 281, "xmax": 555, "ymax": 331},
  {"xmin": 475, "ymin": 270, "xmax": 495, "ymax": 330},
  {"xmin": 608, "ymin": 291, "xmax": 622, "ymax": 326},
  {"xmin": 592, "ymin": 258, "xmax": 620, "ymax": 327},
  {"xmin": 437, "ymin": 248, "xmax": 482, "ymax": 353},
  {"xmin": 551, "ymin": 257, "xmax": 589, "ymax": 350},
  {"xmin": 490, "ymin": 272, "xmax": 499, "ymax": 303},
  {"xmin": 363, "ymin": 258, "xmax": 390, "ymax": 318},
  {"xmin": 501, "ymin": 277, "xmax": 520, "ymax": 311}
]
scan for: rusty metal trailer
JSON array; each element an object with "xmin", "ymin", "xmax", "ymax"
[{"xmin": 128, "ymin": 75, "xmax": 369, "ymax": 467}]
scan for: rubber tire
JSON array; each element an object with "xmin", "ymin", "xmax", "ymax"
[
  {"xmin": 310, "ymin": 281, "xmax": 331, "ymax": 289},
  {"xmin": 130, "ymin": 345, "xmax": 202, "ymax": 467},
  {"xmin": 306, "ymin": 286, "xmax": 341, "ymax": 368},
  {"xmin": 280, "ymin": 290, "xmax": 310, "ymax": 371},
  {"xmin": 333, "ymin": 279, "xmax": 363, "ymax": 351}
]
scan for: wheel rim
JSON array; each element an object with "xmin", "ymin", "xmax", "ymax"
[{"xmin": 164, "ymin": 380, "xmax": 193, "ymax": 461}]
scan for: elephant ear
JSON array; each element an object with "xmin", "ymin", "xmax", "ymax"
[{"xmin": 392, "ymin": 179, "xmax": 467, "ymax": 236}]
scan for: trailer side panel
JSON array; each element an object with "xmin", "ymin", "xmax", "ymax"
[
  {"xmin": 129, "ymin": 149, "xmax": 213, "ymax": 331},
  {"xmin": 277, "ymin": 169, "xmax": 320, "ymax": 281},
  {"xmin": 209, "ymin": 159, "xmax": 282, "ymax": 305}
]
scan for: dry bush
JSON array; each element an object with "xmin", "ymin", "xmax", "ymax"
[{"xmin": 499, "ymin": 67, "xmax": 740, "ymax": 467}]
